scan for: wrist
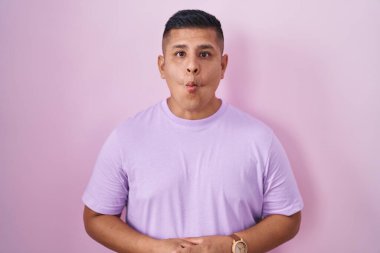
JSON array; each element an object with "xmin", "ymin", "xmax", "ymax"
[
  {"xmin": 230, "ymin": 233, "xmax": 248, "ymax": 253},
  {"xmin": 137, "ymin": 237, "xmax": 160, "ymax": 253},
  {"xmin": 150, "ymin": 238, "xmax": 163, "ymax": 253},
  {"xmin": 221, "ymin": 236, "xmax": 234, "ymax": 253}
]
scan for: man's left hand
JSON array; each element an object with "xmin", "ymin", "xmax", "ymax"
[{"xmin": 178, "ymin": 235, "xmax": 232, "ymax": 253}]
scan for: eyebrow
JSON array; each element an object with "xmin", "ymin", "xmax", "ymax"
[
  {"xmin": 172, "ymin": 44, "xmax": 187, "ymax": 50},
  {"xmin": 171, "ymin": 44, "xmax": 216, "ymax": 50},
  {"xmin": 198, "ymin": 44, "xmax": 215, "ymax": 50}
]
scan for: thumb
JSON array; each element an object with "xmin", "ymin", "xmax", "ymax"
[
  {"xmin": 179, "ymin": 239, "xmax": 197, "ymax": 248},
  {"xmin": 183, "ymin": 237, "xmax": 203, "ymax": 245}
]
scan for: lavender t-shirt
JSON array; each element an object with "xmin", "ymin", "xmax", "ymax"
[{"xmin": 82, "ymin": 100, "xmax": 303, "ymax": 239}]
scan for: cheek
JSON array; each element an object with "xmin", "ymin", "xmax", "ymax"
[
  {"xmin": 166, "ymin": 64, "xmax": 184, "ymax": 81},
  {"xmin": 203, "ymin": 65, "xmax": 222, "ymax": 83}
]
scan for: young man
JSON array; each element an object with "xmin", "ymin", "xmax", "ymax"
[{"xmin": 83, "ymin": 10, "xmax": 303, "ymax": 253}]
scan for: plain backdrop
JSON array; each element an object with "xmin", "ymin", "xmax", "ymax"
[{"xmin": 1, "ymin": 0, "xmax": 379, "ymax": 252}]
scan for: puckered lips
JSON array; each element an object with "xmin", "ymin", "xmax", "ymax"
[{"xmin": 185, "ymin": 81, "xmax": 201, "ymax": 93}]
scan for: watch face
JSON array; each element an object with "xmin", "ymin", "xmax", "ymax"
[{"xmin": 234, "ymin": 241, "xmax": 247, "ymax": 253}]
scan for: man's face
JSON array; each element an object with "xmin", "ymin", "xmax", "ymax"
[{"xmin": 158, "ymin": 28, "xmax": 228, "ymax": 118}]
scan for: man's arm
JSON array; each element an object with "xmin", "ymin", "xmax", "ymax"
[
  {"xmin": 237, "ymin": 211, "xmax": 301, "ymax": 253},
  {"xmin": 84, "ymin": 205, "xmax": 300, "ymax": 253},
  {"xmin": 83, "ymin": 206, "xmax": 195, "ymax": 253},
  {"xmin": 185, "ymin": 211, "xmax": 302, "ymax": 253}
]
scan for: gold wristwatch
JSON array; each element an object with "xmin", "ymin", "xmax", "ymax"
[{"xmin": 230, "ymin": 234, "xmax": 248, "ymax": 253}]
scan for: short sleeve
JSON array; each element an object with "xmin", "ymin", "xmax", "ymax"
[
  {"xmin": 82, "ymin": 129, "xmax": 128, "ymax": 215},
  {"xmin": 262, "ymin": 134, "xmax": 303, "ymax": 217}
]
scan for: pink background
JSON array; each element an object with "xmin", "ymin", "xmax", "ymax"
[{"xmin": 1, "ymin": 1, "xmax": 379, "ymax": 252}]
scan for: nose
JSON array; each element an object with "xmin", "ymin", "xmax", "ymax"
[
  {"xmin": 187, "ymin": 67, "xmax": 198, "ymax": 74},
  {"xmin": 186, "ymin": 57, "xmax": 199, "ymax": 74}
]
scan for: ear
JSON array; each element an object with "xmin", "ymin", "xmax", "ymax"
[
  {"xmin": 220, "ymin": 54, "xmax": 228, "ymax": 79},
  {"xmin": 158, "ymin": 55, "xmax": 165, "ymax": 79}
]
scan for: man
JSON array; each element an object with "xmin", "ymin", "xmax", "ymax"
[{"xmin": 83, "ymin": 9, "xmax": 303, "ymax": 253}]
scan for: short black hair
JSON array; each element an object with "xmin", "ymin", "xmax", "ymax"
[{"xmin": 163, "ymin": 9, "xmax": 224, "ymax": 52}]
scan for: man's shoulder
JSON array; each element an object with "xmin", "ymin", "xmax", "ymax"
[
  {"xmin": 222, "ymin": 103, "xmax": 275, "ymax": 152},
  {"xmin": 118, "ymin": 101, "xmax": 163, "ymax": 127},
  {"xmin": 133, "ymin": 101, "xmax": 163, "ymax": 121},
  {"xmin": 224, "ymin": 103, "xmax": 274, "ymax": 137}
]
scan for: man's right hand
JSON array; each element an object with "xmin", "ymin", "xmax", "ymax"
[{"xmin": 153, "ymin": 238, "xmax": 197, "ymax": 253}]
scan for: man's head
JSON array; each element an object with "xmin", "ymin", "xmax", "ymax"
[
  {"xmin": 158, "ymin": 10, "xmax": 228, "ymax": 120},
  {"xmin": 162, "ymin": 9, "xmax": 224, "ymax": 53}
]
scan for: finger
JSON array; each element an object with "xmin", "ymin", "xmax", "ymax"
[
  {"xmin": 172, "ymin": 248, "xmax": 185, "ymax": 253},
  {"xmin": 182, "ymin": 237, "xmax": 204, "ymax": 244},
  {"xmin": 179, "ymin": 239, "xmax": 197, "ymax": 247},
  {"xmin": 175, "ymin": 246, "xmax": 192, "ymax": 253}
]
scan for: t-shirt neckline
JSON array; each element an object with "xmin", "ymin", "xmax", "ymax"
[{"xmin": 160, "ymin": 98, "xmax": 228, "ymax": 128}]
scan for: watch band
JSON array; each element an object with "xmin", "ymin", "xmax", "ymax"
[
  {"xmin": 230, "ymin": 233, "xmax": 248, "ymax": 253},
  {"xmin": 230, "ymin": 233, "xmax": 241, "ymax": 242}
]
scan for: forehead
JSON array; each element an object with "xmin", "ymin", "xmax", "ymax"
[{"xmin": 163, "ymin": 28, "xmax": 221, "ymax": 51}]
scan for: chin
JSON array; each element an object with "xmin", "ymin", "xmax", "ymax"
[{"xmin": 182, "ymin": 104, "xmax": 202, "ymax": 112}]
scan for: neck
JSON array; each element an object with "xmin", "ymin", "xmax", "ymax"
[{"xmin": 167, "ymin": 97, "xmax": 222, "ymax": 120}]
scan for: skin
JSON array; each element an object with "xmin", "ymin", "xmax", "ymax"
[
  {"xmin": 158, "ymin": 28, "xmax": 228, "ymax": 120},
  {"xmin": 83, "ymin": 27, "xmax": 302, "ymax": 253}
]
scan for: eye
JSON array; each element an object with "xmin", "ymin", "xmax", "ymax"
[
  {"xmin": 175, "ymin": 51, "xmax": 186, "ymax": 57},
  {"xmin": 199, "ymin": 51, "xmax": 211, "ymax": 58}
]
